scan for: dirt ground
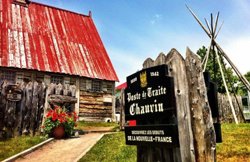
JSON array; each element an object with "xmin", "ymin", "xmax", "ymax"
[{"xmin": 14, "ymin": 133, "xmax": 104, "ymax": 162}]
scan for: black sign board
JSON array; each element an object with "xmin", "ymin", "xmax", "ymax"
[
  {"xmin": 125, "ymin": 65, "xmax": 178, "ymax": 147},
  {"xmin": 125, "ymin": 125, "xmax": 179, "ymax": 147}
]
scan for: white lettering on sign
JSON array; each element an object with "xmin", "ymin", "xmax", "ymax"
[
  {"xmin": 150, "ymin": 71, "xmax": 159, "ymax": 76},
  {"xmin": 131, "ymin": 130, "xmax": 147, "ymax": 135},
  {"xmin": 127, "ymin": 86, "xmax": 167, "ymax": 103},
  {"xmin": 130, "ymin": 77, "xmax": 137, "ymax": 84},
  {"xmin": 155, "ymin": 136, "xmax": 172, "ymax": 143},
  {"xmin": 127, "ymin": 136, "xmax": 172, "ymax": 143},
  {"xmin": 147, "ymin": 86, "xmax": 166, "ymax": 98},
  {"xmin": 127, "ymin": 92, "xmax": 141, "ymax": 102},
  {"xmin": 129, "ymin": 102, "xmax": 164, "ymax": 116}
]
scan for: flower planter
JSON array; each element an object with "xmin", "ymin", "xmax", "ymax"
[
  {"xmin": 43, "ymin": 106, "xmax": 78, "ymax": 139},
  {"xmin": 53, "ymin": 125, "xmax": 65, "ymax": 139}
]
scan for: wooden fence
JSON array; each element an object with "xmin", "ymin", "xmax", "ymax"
[
  {"xmin": 0, "ymin": 80, "xmax": 46, "ymax": 138},
  {"xmin": 218, "ymin": 94, "xmax": 245, "ymax": 123},
  {"xmin": 0, "ymin": 81, "xmax": 76, "ymax": 138}
]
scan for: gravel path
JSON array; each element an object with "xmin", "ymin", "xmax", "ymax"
[{"xmin": 14, "ymin": 133, "xmax": 104, "ymax": 162}]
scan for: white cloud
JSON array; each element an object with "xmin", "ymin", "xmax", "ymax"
[
  {"xmin": 222, "ymin": 36, "xmax": 250, "ymax": 74},
  {"xmin": 150, "ymin": 14, "xmax": 162, "ymax": 25},
  {"xmin": 107, "ymin": 47, "xmax": 145, "ymax": 84}
]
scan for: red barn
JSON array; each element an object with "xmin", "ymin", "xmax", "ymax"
[{"xmin": 0, "ymin": 0, "xmax": 118, "ymax": 122}]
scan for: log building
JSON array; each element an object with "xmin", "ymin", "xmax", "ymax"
[{"xmin": 0, "ymin": 0, "xmax": 119, "ymax": 122}]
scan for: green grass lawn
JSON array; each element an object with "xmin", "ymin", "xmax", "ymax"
[
  {"xmin": 79, "ymin": 132, "xmax": 136, "ymax": 162},
  {"xmin": 76, "ymin": 121, "xmax": 120, "ymax": 131},
  {"xmin": 80, "ymin": 123, "xmax": 250, "ymax": 162},
  {"xmin": 0, "ymin": 136, "xmax": 46, "ymax": 161},
  {"xmin": 217, "ymin": 123, "xmax": 250, "ymax": 162}
]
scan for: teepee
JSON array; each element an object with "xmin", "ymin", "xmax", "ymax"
[{"xmin": 186, "ymin": 5, "xmax": 250, "ymax": 124}]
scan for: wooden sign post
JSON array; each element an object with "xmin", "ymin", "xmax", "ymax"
[{"xmin": 124, "ymin": 48, "xmax": 216, "ymax": 162}]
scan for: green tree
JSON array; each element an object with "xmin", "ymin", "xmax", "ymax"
[
  {"xmin": 237, "ymin": 71, "xmax": 250, "ymax": 96},
  {"xmin": 196, "ymin": 46, "xmax": 239, "ymax": 94}
]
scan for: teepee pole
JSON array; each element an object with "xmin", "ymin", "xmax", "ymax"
[
  {"xmin": 215, "ymin": 21, "xmax": 224, "ymax": 39},
  {"xmin": 186, "ymin": 5, "xmax": 211, "ymax": 37},
  {"xmin": 202, "ymin": 40, "xmax": 212, "ymax": 72},
  {"xmin": 205, "ymin": 18, "xmax": 212, "ymax": 34},
  {"xmin": 215, "ymin": 43, "xmax": 250, "ymax": 92},
  {"xmin": 215, "ymin": 48, "xmax": 239, "ymax": 124},
  {"xmin": 214, "ymin": 12, "xmax": 220, "ymax": 34}
]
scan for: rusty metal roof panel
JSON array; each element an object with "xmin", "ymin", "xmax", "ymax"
[{"xmin": 0, "ymin": 0, "xmax": 119, "ymax": 81}]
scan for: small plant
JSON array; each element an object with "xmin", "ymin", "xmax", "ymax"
[{"xmin": 42, "ymin": 105, "xmax": 78, "ymax": 138}]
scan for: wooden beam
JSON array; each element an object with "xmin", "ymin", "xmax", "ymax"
[
  {"xmin": 205, "ymin": 18, "xmax": 212, "ymax": 34},
  {"xmin": 186, "ymin": 47, "xmax": 216, "ymax": 161},
  {"xmin": 214, "ymin": 12, "xmax": 220, "ymax": 35},
  {"xmin": 202, "ymin": 40, "xmax": 213, "ymax": 72},
  {"xmin": 75, "ymin": 78, "xmax": 80, "ymax": 116},
  {"xmin": 215, "ymin": 48, "xmax": 238, "ymax": 124},
  {"xmin": 215, "ymin": 21, "xmax": 224, "ymax": 39},
  {"xmin": 186, "ymin": 5, "xmax": 211, "ymax": 38},
  {"xmin": 166, "ymin": 49, "xmax": 195, "ymax": 162},
  {"xmin": 210, "ymin": 13, "xmax": 214, "ymax": 37}
]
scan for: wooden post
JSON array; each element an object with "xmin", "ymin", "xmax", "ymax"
[
  {"xmin": 112, "ymin": 95, "xmax": 116, "ymax": 122},
  {"xmin": 185, "ymin": 48, "xmax": 216, "ymax": 162},
  {"xmin": 165, "ymin": 49, "xmax": 195, "ymax": 162},
  {"xmin": 75, "ymin": 78, "xmax": 80, "ymax": 116},
  {"xmin": 120, "ymin": 89, "xmax": 125, "ymax": 130},
  {"xmin": 41, "ymin": 75, "xmax": 51, "ymax": 127}
]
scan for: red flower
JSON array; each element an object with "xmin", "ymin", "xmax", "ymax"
[
  {"xmin": 46, "ymin": 110, "xmax": 53, "ymax": 117},
  {"xmin": 52, "ymin": 112, "xmax": 58, "ymax": 121}
]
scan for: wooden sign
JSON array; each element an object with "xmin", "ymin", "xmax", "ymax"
[
  {"xmin": 125, "ymin": 65, "xmax": 179, "ymax": 147},
  {"xmin": 5, "ymin": 85, "xmax": 22, "ymax": 102}
]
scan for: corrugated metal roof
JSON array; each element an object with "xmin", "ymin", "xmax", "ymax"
[
  {"xmin": 0, "ymin": 0, "xmax": 119, "ymax": 81},
  {"xmin": 115, "ymin": 82, "xmax": 127, "ymax": 90}
]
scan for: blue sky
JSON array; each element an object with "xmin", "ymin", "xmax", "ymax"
[{"xmin": 34, "ymin": 0, "xmax": 250, "ymax": 84}]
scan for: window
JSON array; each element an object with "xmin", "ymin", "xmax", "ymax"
[
  {"xmin": 92, "ymin": 80, "xmax": 101, "ymax": 92},
  {"xmin": 103, "ymin": 81, "xmax": 113, "ymax": 94},
  {"xmin": 64, "ymin": 77, "xmax": 70, "ymax": 86},
  {"xmin": 107, "ymin": 82, "xmax": 113, "ymax": 94},
  {"xmin": 35, "ymin": 73, "xmax": 44, "ymax": 82},
  {"xmin": 51, "ymin": 76, "xmax": 63, "ymax": 84},
  {"xmin": 70, "ymin": 77, "xmax": 76, "ymax": 85},
  {"xmin": 80, "ymin": 78, "xmax": 103, "ymax": 92},
  {"xmin": 16, "ymin": 72, "xmax": 24, "ymax": 84},
  {"xmin": 0, "ymin": 70, "xmax": 16, "ymax": 84},
  {"xmin": 80, "ymin": 78, "xmax": 92, "ymax": 91},
  {"xmin": 80, "ymin": 79, "xmax": 87, "ymax": 91}
]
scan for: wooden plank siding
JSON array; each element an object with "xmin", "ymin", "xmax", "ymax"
[{"xmin": 79, "ymin": 91, "xmax": 113, "ymax": 121}]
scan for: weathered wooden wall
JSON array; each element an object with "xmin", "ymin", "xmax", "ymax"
[
  {"xmin": 0, "ymin": 80, "xmax": 46, "ymax": 138},
  {"xmin": 79, "ymin": 91, "xmax": 113, "ymax": 121},
  {"xmin": 218, "ymin": 94, "xmax": 245, "ymax": 123},
  {"xmin": 0, "ymin": 67, "xmax": 116, "ymax": 138},
  {"xmin": 135, "ymin": 48, "xmax": 216, "ymax": 162}
]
